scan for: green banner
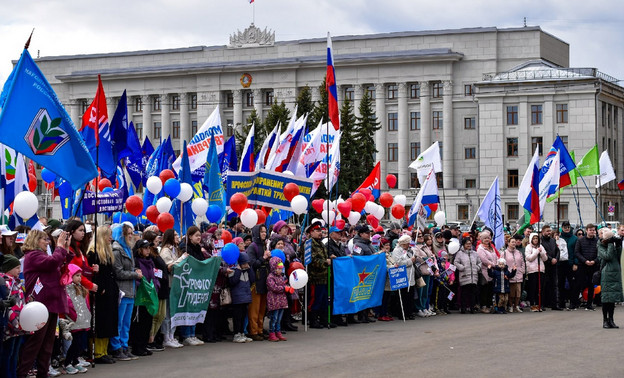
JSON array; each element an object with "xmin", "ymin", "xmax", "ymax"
[{"xmin": 169, "ymin": 255, "xmax": 222, "ymax": 327}]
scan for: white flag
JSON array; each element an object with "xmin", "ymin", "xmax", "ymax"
[
  {"xmin": 596, "ymin": 150, "xmax": 615, "ymax": 187},
  {"xmin": 256, "ymin": 124, "xmax": 278, "ymax": 171},
  {"xmin": 477, "ymin": 177, "xmax": 504, "ymax": 250},
  {"xmin": 538, "ymin": 150, "xmax": 559, "ymax": 217},
  {"xmin": 409, "ymin": 141, "xmax": 442, "ymax": 184},
  {"xmin": 326, "ymin": 133, "xmax": 341, "ymax": 191},
  {"xmin": 172, "ymin": 106, "xmax": 224, "ymax": 173}
]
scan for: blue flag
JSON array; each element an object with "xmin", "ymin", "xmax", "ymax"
[
  {"xmin": 109, "ymin": 90, "xmax": 130, "ymax": 163},
  {"xmin": 0, "ymin": 49, "xmax": 97, "ymax": 189},
  {"xmin": 172, "ymin": 141, "xmax": 195, "ymax": 234},
  {"xmin": 158, "ymin": 136, "xmax": 176, "ymax": 174},
  {"xmin": 203, "ymin": 136, "xmax": 226, "ymax": 222},
  {"xmin": 332, "ymin": 254, "xmax": 387, "ymax": 315},
  {"xmin": 140, "ymin": 136, "xmax": 155, "ymax": 187},
  {"xmin": 219, "ymin": 136, "xmax": 237, "ymax": 185},
  {"xmin": 124, "ymin": 122, "xmax": 144, "ymax": 190}
]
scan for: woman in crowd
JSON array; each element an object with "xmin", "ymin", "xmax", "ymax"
[
  {"xmin": 525, "ymin": 233, "xmax": 548, "ymax": 312},
  {"xmin": 477, "ymin": 231, "xmax": 498, "ymax": 313},
  {"xmin": 378, "ymin": 238, "xmax": 395, "ymax": 321},
  {"xmin": 246, "ymin": 224, "xmax": 271, "ymax": 341},
  {"xmin": 87, "ymin": 226, "xmax": 119, "ymax": 364},
  {"xmin": 159, "ymin": 229, "xmax": 184, "ymax": 348},
  {"xmin": 454, "ymin": 238, "xmax": 481, "ymax": 314},
  {"xmin": 179, "ymin": 226, "xmax": 205, "ymax": 346},
  {"xmin": 597, "ymin": 229, "xmax": 623, "ymax": 328},
  {"xmin": 391, "ymin": 235, "xmax": 416, "ymax": 320},
  {"xmin": 65, "ymin": 220, "xmax": 98, "ymax": 294},
  {"xmin": 18, "ymin": 230, "xmax": 73, "ymax": 378},
  {"xmin": 143, "ymin": 231, "xmax": 169, "ymax": 351},
  {"xmin": 1, "ymin": 229, "xmax": 20, "ymax": 258},
  {"xmin": 415, "ymin": 234, "xmax": 437, "ymax": 317},
  {"xmin": 130, "ymin": 239, "xmax": 156, "ymax": 356},
  {"xmin": 503, "ymin": 235, "xmax": 526, "ymax": 313}
]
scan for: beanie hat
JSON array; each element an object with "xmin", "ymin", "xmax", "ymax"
[
  {"xmin": 1, "ymin": 254, "xmax": 20, "ymax": 273},
  {"xmin": 60, "ymin": 263, "xmax": 83, "ymax": 286},
  {"xmin": 497, "ymin": 258, "xmax": 507, "ymax": 266}
]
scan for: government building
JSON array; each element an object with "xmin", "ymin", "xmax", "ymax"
[{"xmin": 34, "ymin": 25, "xmax": 624, "ymax": 226}]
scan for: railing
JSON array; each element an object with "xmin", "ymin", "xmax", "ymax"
[{"xmin": 482, "ymin": 67, "xmax": 619, "ymax": 83}]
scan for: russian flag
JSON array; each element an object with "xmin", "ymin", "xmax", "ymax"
[
  {"xmin": 618, "ymin": 179, "xmax": 624, "ymax": 191},
  {"xmin": 240, "ymin": 124, "xmax": 255, "ymax": 172},
  {"xmin": 407, "ymin": 168, "xmax": 439, "ymax": 227},
  {"xmin": 326, "ymin": 33, "xmax": 340, "ymax": 131},
  {"xmin": 519, "ymin": 148, "xmax": 541, "ymax": 224},
  {"xmin": 552, "ymin": 135, "xmax": 576, "ymax": 188},
  {"xmin": 354, "ymin": 162, "xmax": 381, "ymax": 199}
]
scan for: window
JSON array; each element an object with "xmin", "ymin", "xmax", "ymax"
[
  {"xmin": 81, "ymin": 100, "xmax": 89, "ymax": 115},
  {"xmin": 410, "ymin": 173, "xmax": 420, "ymax": 189},
  {"xmin": 608, "ymin": 104, "xmax": 613, "ymax": 128},
  {"xmin": 190, "ymin": 94, "xmax": 198, "ymax": 110},
  {"xmin": 135, "ymin": 123, "xmax": 143, "ymax": 139},
  {"xmin": 465, "ymin": 179, "xmax": 476, "ymax": 188},
  {"xmin": 387, "ymin": 84, "xmax": 398, "ymax": 100},
  {"xmin": 172, "ymin": 121, "xmax": 180, "ymax": 139},
  {"xmin": 191, "ymin": 120, "xmax": 198, "ymax": 135},
  {"xmin": 436, "ymin": 172, "xmax": 444, "ymax": 188},
  {"xmin": 411, "ymin": 142, "xmax": 421, "ymax": 160},
  {"xmin": 507, "ymin": 138, "xmax": 518, "ymax": 157},
  {"xmin": 531, "ymin": 137, "xmax": 543, "ymax": 155},
  {"xmin": 172, "ymin": 95, "xmax": 180, "ymax": 111},
  {"xmin": 226, "ymin": 92, "xmax": 234, "ymax": 108},
  {"xmin": 556, "ymin": 104, "xmax": 568, "ymax": 123},
  {"xmin": 432, "ymin": 82, "xmax": 443, "ymax": 98},
  {"xmin": 366, "ymin": 85, "xmax": 376, "ymax": 99},
  {"xmin": 464, "ymin": 117, "xmax": 475, "ymax": 129},
  {"xmin": 557, "ymin": 203, "xmax": 569, "ymax": 220},
  {"xmin": 458, "ymin": 205, "xmax": 469, "ymax": 220},
  {"xmin": 432, "ymin": 111, "xmax": 443, "ymax": 129},
  {"xmin": 387, "ymin": 143, "xmax": 398, "ymax": 162},
  {"xmin": 439, "ymin": 141, "xmax": 443, "ymax": 160},
  {"xmin": 507, "ymin": 204, "xmax": 519, "ymax": 221},
  {"xmin": 464, "ymin": 85, "xmax": 473, "ymax": 96},
  {"xmin": 226, "ymin": 120, "xmax": 234, "ymax": 137},
  {"xmin": 506, "ymin": 105, "xmax": 518, "ymax": 125},
  {"xmin": 465, "ymin": 147, "xmax": 476, "ymax": 159},
  {"xmin": 153, "ymin": 122, "xmax": 161, "ymax": 139},
  {"xmin": 601, "ymin": 102, "xmax": 607, "ymax": 126},
  {"xmin": 410, "ymin": 84, "xmax": 420, "ymax": 99},
  {"xmin": 153, "ymin": 96, "xmax": 161, "ymax": 111},
  {"xmin": 265, "ymin": 91, "xmax": 274, "ymax": 106},
  {"xmin": 507, "ymin": 169, "xmax": 519, "ymax": 188},
  {"xmin": 560, "ymin": 135, "xmax": 568, "ymax": 149},
  {"xmin": 135, "ymin": 97, "xmax": 143, "ymax": 112},
  {"xmin": 410, "ymin": 112, "xmax": 420, "ymax": 130},
  {"xmin": 344, "ymin": 87, "xmax": 354, "ymax": 101},
  {"xmin": 615, "ymin": 107, "xmax": 619, "ymax": 128},
  {"xmin": 531, "ymin": 104, "xmax": 543, "ymax": 125},
  {"xmin": 245, "ymin": 92, "xmax": 254, "ymax": 107},
  {"xmin": 387, "ymin": 113, "xmax": 398, "ymax": 131}
]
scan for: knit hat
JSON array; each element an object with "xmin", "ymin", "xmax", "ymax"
[
  {"xmin": 1, "ymin": 254, "xmax": 20, "ymax": 273},
  {"xmin": 232, "ymin": 237, "xmax": 244, "ymax": 246},
  {"xmin": 497, "ymin": 258, "xmax": 507, "ymax": 266},
  {"xmin": 438, "ymin": 250, "xmax": 448, "ymax": 259},
  {"xmin": 273, "ymin": 220, "xmax": 288, "ymax": 234},
  {"xmin": 398, "ymin": 235, "xmax": 411, "ymax": 245},
  {"xmin": 60, "ymin": 263, "xmax": 82, "ymax": 286}
]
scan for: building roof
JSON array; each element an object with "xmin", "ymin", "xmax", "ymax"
[{"xmin": 480, "ymin": 60, "xmax": 618, "ymax": 84}]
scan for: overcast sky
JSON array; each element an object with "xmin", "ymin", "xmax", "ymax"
[{"xmin": 1, "ymin": 0, "xmax": 622, "ymax": 87}]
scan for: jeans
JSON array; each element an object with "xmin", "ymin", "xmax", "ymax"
[
  {"xmin": 416, "ymin": 276, "xmax": 431, "ymax": 310},
  {"xmin": 65, "ymin": 330, "xmax": 87, "ymax": 367},
  {"xmin": 1, "ymin": 336, "xmax": 23, "ymax": 378},
  {"xmin": 110, "ymin": 297, "xmax": 134, "ymax": 351},
  {"xmin": 179, "ymin": 325, "xmax": 196, "ymax": 339},
  {"xmin": 268, "ymin": 309, "xmax": 284, "ymax": 333}
]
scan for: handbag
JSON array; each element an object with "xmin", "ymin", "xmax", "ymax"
[
  {"xmin": 415, "ymin": 277, "xmax": 426, "ymax": 288},
  {"xmin": 220, "ymin": 287, "xmax": 232, "ymax": 306}
]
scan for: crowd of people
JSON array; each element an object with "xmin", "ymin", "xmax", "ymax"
[{"xmin": 1, "ymin": 215, "xmax": 622, "ymax": 377}]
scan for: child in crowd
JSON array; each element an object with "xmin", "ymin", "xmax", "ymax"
[
  {"xmin": 62, "ymin": 264, "xmax": 92, "ymax": 374},
  {"xmin": 228, "ymin": 253, "xmax": 255, "ymax": 343},
  {"xmin": 266, "ymin": 257, "xmax": 291, "ymax": 342},
  {"xmin": 1, "ymin": 255, "xmax": 26, "ymax": 378},
  {"xmin": 434, "ymin": 251, "xmax": 455, "ymax": 315},
  {"xmin": 487, "ymin": 258, "xmax": 517, "ymax": 314}
]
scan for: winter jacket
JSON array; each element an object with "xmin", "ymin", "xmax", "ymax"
[
  {"xmin": 540, "ymin": 236, "xmax": 559, "ymax": 267},
  {"xmin": 560, "ymin": 230, "xmax": 578, "ymax": 266},
  {"xmin": 228, "ymin": 266, "xmax": 255, "ymax": 305},
  {"xmin": 598, "ymin": 241, "xmax": 624, "ymax": 303},
  {"xmin": 414, "ymin": 245, "xmax": 437, "ymax": 276},
  {"xmin": 69, "ymin": 252, "xmax": 95, "ymax": 291},
  {"xmin": 23, "ymin": 247, "xmax": 74, "ymax": 314},
  {"xmin": 328, "ymin": 237, "xmax": 347, "ymax": 258},
  {"xmin": 454, "ymin": 248, "xmax": 481, "ymax": 286},
  {"xmin": 391, "ymin": 245, "xmax": 415, "ymax": 287},
  {"xmin": 186, "ymin": 241, "xmax": 207, "ymax": 262},
  {"xmin": 266, "ymin": 257, "xmax": 288, "ymax": 311},
  {"xmin": 525, "ymin": 244, "xmax": 548, "ymax": 274},
  {"xmin": 269, "ymin": 233, "xmax": 297, "ymax": 262},
  {"xmin": 112, "ymin": 230, "xmax": 140, "ymax": 299},
  {"xmin": 352, "ymin": 236, "xmax": 375, "ymax": 256},
  {"xmin": 575, "ymin": 236, "xmax": 598, "ymax": 264},
  {"xmin": 308, "ymin": 237, "xmax": 329, "ymax": 285},
  {"xmin": 477, "ymin": 244, "xmax": 498, "ymax": 282},
  {"xmin": 246, "ymin": 225, "xmax": 270, "ymax": 294},
  {"xmin": 2, "ymin": 273, "xmax": 26, "ymax": 340},
  {"xmin": 502, "ymin": 247, "xmax": 525, "ymax": 283},
  {"xmin": 86, "ymin": 249, "xmax": 119, "ymax": 339},
  {"xmin": 487, "ymin": 266, "xmax": 516, "ymax": 294},
  {"xmin": 66, "ymin": 284, "xmax": 91, "ymax": 330},
  {"xmin": 151, "ymin": 255, "xmax": 170, "ymax": 300}
]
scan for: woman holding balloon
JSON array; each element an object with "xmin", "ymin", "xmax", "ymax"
[{"xmin": 246, "ymin": 224, "xmax": 271, "ymax": 341}]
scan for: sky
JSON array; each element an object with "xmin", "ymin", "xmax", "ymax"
[{"xmin": 1, "ymin": 0, "xmax": 623, "ymax": 86}]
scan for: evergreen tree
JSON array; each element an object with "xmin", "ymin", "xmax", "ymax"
[
  {"xmin": 295, "ymin": 85, "xmax": 315, "ymax": 119},
  {"xmin": 337, "ymin": 98, "xmax": 361, "ymax": 198},
  {"xmin": 308, "ymin": 77, "xmax": 328, "ymax": 131},
  {"xmin": 354, "ymin": 92, "xmax": 380, "ymax": 177},
  {"xmin": 263, "ymin": 99, "xmax": 291, "ymax": 134}
]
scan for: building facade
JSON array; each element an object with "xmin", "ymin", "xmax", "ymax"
[{"xmin": 33, "ymin": 25, "xmax": 623, "ymax": 224}]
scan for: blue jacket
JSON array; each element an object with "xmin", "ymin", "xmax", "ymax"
[
  {"xmin": 228, "ymin": 267, "xmax": 255, "ymax": 305},
  {"xmin": 487, "ymin": 266, "xmax": 516, "ymax": 294}
]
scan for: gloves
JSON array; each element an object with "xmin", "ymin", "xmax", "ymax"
[{"xmin": 285, "ymin": 286, "xmax": 295, "ymax": 294}]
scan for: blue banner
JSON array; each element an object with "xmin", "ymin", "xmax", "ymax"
[
  {"xmin": 80, "ymin": 189, "xmax": 125, "ymax": 215},
  {"xmin": 332, "ymin": 254, "xmax": 387, "ymax": 315},
  {"xmin": 388, "ymin": 266, "xmax": 409, "ymax": 291},
  {"xmin": 226, "ymin": 169, "xmax": 313, "ymax": 211}
]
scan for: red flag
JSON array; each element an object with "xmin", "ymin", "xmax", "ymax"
[
  {"xmin": 354, "ymin": 162, "xmax": 381, "ymax": 199},
  {"xmin": 618, "ymin": 179, "xmax": 624, "ymax": 191},
  {"xmin": 27, "ymin": 159, "xmax": 35, "ymax": 177},
  {"xmin": 326, "ymin": 33, "xmax": 339, "ymax": 131},
  {"xmin": 81, "ymin": 75, "xmax": 108, "ymax": 146}
]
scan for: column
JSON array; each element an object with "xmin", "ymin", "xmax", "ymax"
[
  {"xmin": 420, "ymin": 82, "xmax": 431, "ymax": 151},
  {"xmin": 179, "ymin": 93, "xmax": 190, "ymax": 147},
  {"xmin": 442, "ymin": 80, "xmax": 454, "ymax": 188},
  {"xmin": 106, "ymin": 97, "xmax": 116, "ymax": 123},
  {"xmin": 253, "ymin": 88, "xmax": 263, "ymax": 125},
  {"xmin": 161, "ymin": 94, "xmax": 171, "ymax": 140},
  {"xmin": 354, "ymin": 84, "xmax": 364, "ymax": 118},
  {"xmin": 375, "ymin": 83, "xmax": 387, "ymax": 189},
  {"xmin": 233, "ymin": 89, "xmax": 243, "ymax": 133},
  {"xmin": 142, "ymin": 95, "xmax": 152, "ymax": 142},
  {"xmin": 398, "ymin": 83, "xmax": 409, "ymax": 190},
  {"xmin": 69, "ymin": 99, "xmax": 80, "ymax": 130},
  {"xmin": 337, "ymin": 85, "xmax": 345, "ymax": 108}
]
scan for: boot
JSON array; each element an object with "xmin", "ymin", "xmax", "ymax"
[
  {"xmin": 276, "ymin": 331, "xmax": 287, "ymax": 341},
  {"xmin": 346, "ymin": 314, "xmax": 360, "ymax": 324},
  {"xmin": 333, "ymin": 315, "xmax": 348, "ymax": 326},
  {"xmin": 309, "ymin": 311, "xmax": 323, "ymax": 329},
  {"xmin": 283, "ymin": 321, "xmax": 299, "ymax": 332},
  {"xmin": 609, "ymin": 316, "xmax": 619, "ymax": 329},
  {"xmin": 603, "ymin": 320, "xmax": 612, "ymax": 329},
  {"xmin": 268, "ymin": 332, "xmax": 279, "ymax": 342}
]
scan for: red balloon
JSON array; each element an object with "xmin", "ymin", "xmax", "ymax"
[
  {"xmin": 367, "ymin": 194, "xmax": 375, "ymax": 202},
  {"xmin": 283, "ymin": 183, "xmax": 300, "ymax": 202},
  {"xmin": 146, "ymin": 205, "xmax": 160, "ymax": 224},
  {"xmin": 351, "ymin": 193, "xmax": 366, "ymax": 212},
  {"xmin": 337, "ymin": 201, "xmax": 352, "ymax": 218},
  {"xmin": 156, "ymin": 212, "xmax": 174, "ymax": 232},
  {"xmin": 126, "ymin": 195, "xmax": 144, "ymax": 217},
  {"xmin": 159, "ymin": 169, "xmax": 175, "ymax": 185},
  {"xmin": 221, "ymin": 229, "xmax": 233, "ymax": 244},
  {"xmin": 379, "ymin": 193, "xmax": 393, "ymax": 208},
  {"xmin": 391, "ymin": 204, "xmax": 405, "ymax": 219},
  {"xmin": 255, "ymin": 209, "xmax": 266, "ymax": 225},
  {"xmin": 335, "ymin": 219, "xmax": 346, "ymax": 230},
  {"xmin": 28, "ymin": 174, "xmax": 37, "ymax": 192},
  {"xmin": 366, "ymin": 214, "xmax": 379, "ymax": 229},
  {"xmin": 98, "ymin": 178, "xmax": 112, "ymax": 191},
  {"xmin": 386, "ymin": 174, "xmax": 397, "ymax": 188},
  {"xmin": 312, "ymin": 199, "xmax": 325, "ymax": 213},
  {"xmin": 230, "ymin": 193, "xmax": 248, "ymax": 214},
  {"xmin": 359, "ymin": 188, "xmax": 372, "ymax": 198}
]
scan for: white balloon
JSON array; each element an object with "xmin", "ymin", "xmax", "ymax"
[
  {"xmin": 394, "ymin": 194, "xmax": 407, "ymax": 207},
  {"xmin": 328, "ymin": 200, "xmax": 337, "ymax": 212},
  {"xmin": 373, "ymin": 204, "xmax": 385, "ymax": 220},
  {"xmin": 321, "ymin": 210, "xmax": 336, "ymax": 225},
  {"xmin": 14, "ymin": 191, "xmax": 38, "ymax": 219},
  {"xmin": 348, "ymin": 211, "xmax": 361, "ymax": 225},
  {"xmin": 289, "ymin": 269, "xmax": 309, "ymax": 289},
  {"xmin": 434, "ymin": 211, "xmax": 446, "ymax": 226},
  {"xmin": 364, "ymin": 201, "xmax": 376, "ymax": 214},
  {"xmin": 448, "ymin": 240, "xmax": 460, "ymax": 254},
  {"xmin": 191, "ymin": 198, "xmax": 208, "ymax": 216},
  {"xmin": 146, "ymin": 176, "xmax": 163, "ymax": 195},
  {"xmin": 283, "ymin": 171, "xmax": 294, "ymax": 176},
  {"xmin": 20, "ymin": 301, "xmax": 49, "ymax": 332},
  {"xmin": 156, "ymin": 197, "xmax": 172, "ymax": 213},
  {"xmin": 336, "ymin": 198, "xmax": 345, "ymax": 206},
  {"xmin": 290, "ymin": 195, "xmax": 308, "ymax": 215},
  {"xmin": 177, "ymin": 183, "xmax": 193, "ymax": 202},
  {"xmin": 241, "ymin": 208, "xmax": 259, "ymax": 228}
]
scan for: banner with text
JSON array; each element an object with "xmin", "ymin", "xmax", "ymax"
[
  {"xmin": 332, "ymin": 254, "xmax": 387, "ymax": 315},
  {"xmin": 81, "ymin": 189, "xmax": 125, "ymax": 214}
]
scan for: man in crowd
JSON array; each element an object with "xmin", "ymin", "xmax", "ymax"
[
  {"xmin": 575, "ymin": 224, "xmax": 599, "ymax": 311},
  {"xmin": 559, "ymin": 221, "xmax": 579, "ymax": 310},
  {"xmin": 328, "ymin": 224, "xmax": 348, "ymax": 326},
  {"xmin": 307, "ymin": 221, "xmax": 335, "ymax": 329},
  {"xmin": 541, "ymin": 225, "xmax": 561, "ymax": 310}
]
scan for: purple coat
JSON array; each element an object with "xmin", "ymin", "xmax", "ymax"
[
  {"xmin": 23, "ymin": 247, "xmax": 75, "ymax": 315},
  {"xmin": 266, "ymin": 257, "xmax": 288, "ymax": 311}
]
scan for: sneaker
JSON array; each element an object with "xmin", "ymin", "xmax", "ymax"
[
  {"xmin": 530, "ymin": 305, "xmax": 539, "ymax": 312},
  {"xmin": 192, "ymin": 337, "xmax": 205, "ymax": 345},
  {"xmin": 163, "ymin": 339, "xmax": 183, "ymax": 349},
  {"xmin": 49, "ymin": 366, "xmax": 62, "ymax": 377},
  {"xmin": 515, "ymin": 306, "xmax": 523, "ymax": 313},
  {"xmin": 123, "ymin": 348, "xmax": 139, "ymax": 360},
  {"xmin": 586, "ymin": 306, "xmax": 596, "ymax": 311},
  {"xmin": 147, "ymin": 343, "xmax": 165, "ymax": 352},
  {"xmin": 77, "ymin": 357, "xmax": 91, "ymax": 368},
  {"xmin": 74, "ymin": 364, "xmax": 88, "ymax": 374},
  {"xmin": 244, "ymin": 335, "xmax": 253, "ymax": 342},
  {"xmin": 233, "ymin": 333, "xmax": 246, "ymax": 343},
  {"xmin": 507, "ymin": 307, "xmax": 514, "ymax": 313},
  {"xmin": 416, "ymin": 310, "xmax": 427, "ymax": 318},
  {"xmin": 112, "ymin": 349, "xmax": 131, "ymax": 361},
  {"xmin": 64, "ymin": 365, "xmax": 79, "ymax": 375},
  {"xmin": 94, "ymin": 356, "xmax": 115, "ymax": 364}
]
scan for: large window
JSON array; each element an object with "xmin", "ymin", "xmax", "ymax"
[
  {"xmin": 226, "ymin": 92, "xmax": 234, "ymax": 108},
  {"xmin": 465, "ymin": 147, "xmax": 476, "ymax": 159},
  {"xmin": 458, "ymin": 205, "xmax": 469, "ymax": 220},
  {"xmin": 172, "ymin": 121, "xmax": 180, "ymax": 139},
  {"xmin": 531, "ymin": 137, "xmax": 543, "ymax": 155},
  {"xmin": 507, "ymin": 204, "xmax": 519, "ymax": 221},
  {"xmin": 344, "ymin": 87, "xmax": 354, "ymax": 101},
  {"xmin": 388, "ymin": 113, "xmax": 398, "ymax": 131},
  {"xmin": 556, "ymin": 104, "xmax": 568, "ymax": 123},
  {"xmin": 135, "ymin": 123, "xmax": 143, "ymax": 139},
  {"xmin": 190, "ymin": 94, "xmax": 198, "ymax": 110},
  {"xmin": 433, "ymin": 111, "xmax": 443, "ymax": 129},
  {"xmin": 366, "ymin": 85, "xmax": 376, "ymax": 99},
  {"xmin": 507, "ymin": 138, "xmax": 518, "ymax": 157},
  {"xmin": 411, "ymin": 142, "xmax": 421, "ymax": 160},
  {"xmin": 135, "ymin": 97, "xmax": 143, "ymax": 112},
  {"xmin": 153, "ymin": 122, "xmax": 162, "ymax": 139},
  {"xmin": 465, "ymin": 179, "xmax": 476, "ymax": 188},
  {"xmin": 191, "ymin": 120, "xmax": 198, "ymax": 135},
  {"xmin": 507, "ymin": 169, "xmax": 519, "ymax": 188},
  {"xmin": 387, "ymin": 143, "xmax": 398, "ymax": 162},
  {"xmin": 265, "ymin": 91, "xmax": 274, "ymax": 106},
  {"xmin": 558, "ymin": 203, "xmax": 569, "ymax": 220},
  {"xmin": 245, "ymin": 91, "xmax": 254, "ymax": 107},
  {"xmin": 153, "ymin": 96, "xmax": 161, "ymax": 111},
  {"xmin": 410, "ymin": 84, "xmax": 420, "ymax": 99},
  {"xmin": 464, "ymin": 85, "xmax": 473, "ymax": 96},
  {"xmin": 387, "ymin": 84, "xmax": 398, "ymax": 100},
  {"xmin": 507, "ymin": 105, "xmax": 518, "ymax": 125},
  {"xmin": 410, "ymin": 112, "xmax": 420, "ymax": 130},
  {"xmin": 432, "ymin": 82, "xmax": 443, "ymax": 98},
  {"xmin": 172, "ymin": 95, "xmax": 180, "ymax": 111},
  {"xmin": 464, "ymin": 117, "xmax": 475, "ymax": 129},
  {"xmin": 531, "ymin": 104, "xmax": 543, "ymax": 125}
]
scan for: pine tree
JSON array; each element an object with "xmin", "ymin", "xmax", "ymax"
[
  {"xmin": 308, "ymin": 77, "xmax": 328, "ymax": 131},
  {"xmin": 337, "ymin": 98, "xmax": 361, "ymax": 198},
  {"xmin": 295, "ymin": 85, "xmax": 315, "ymax": 119},
  {"xmin": 355, "ymin": 92, "xmax": 380, "ymax": 176},
  {"xmin": 263, "ymin": 99, "xmax": 291, "ymax": 134}
]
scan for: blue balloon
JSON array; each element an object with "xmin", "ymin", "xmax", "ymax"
[
  {"xmin": 58, "ymin": 181, "xmax": 72, "ymax": 198},
  {"xmin": 222, "ymin": 243, "xmax": 240, "ymax": 265},
  {"xmin": 270, "ymin": 249, "xmax": 286, "ymax": 263},
  {"xmin": 125, "ymin": 214, "xmax": 138, "ymax": 225},
  {"xmin": 41, "ymin": 168, "xmax": 56, "ymax": 184},
  {"xmin": 102, "ymin": 187, "xmax": 114, "ymax": 193},
  {"xmin": 206, "ymin": 205, "xmax": 222, "ymax": 223},
  {"xmin": 164, "ymin": 178, "xmax": 181, "ymax": 198},
  {"xmin": 112, "ymin": 212, "xmax": 123, "ymax": 223}
]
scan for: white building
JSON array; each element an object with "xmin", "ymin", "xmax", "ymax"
[{"xmin": 33, "ymin": 25, "xmax": 623, "ymax": 224}]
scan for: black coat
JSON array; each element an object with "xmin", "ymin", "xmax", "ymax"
[
  {"xmin": 152, "ymin": 255, "xmax": 170, "ymax": 300},
  {"xmin": 87, "ymin": 250, "xmax": 119, "ymax": 339},
  {"xmin": 246, "ymin": 225, "xmax": 269, "ymax": 294}
]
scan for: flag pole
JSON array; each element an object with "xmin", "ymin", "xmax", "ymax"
[
  {"xmin": 578, "ymin": 175, "xmax": 606, "ymax": 224},
  {"xmin": 572, "ymin": 182, "xmax": 584, "ymax": 229}
]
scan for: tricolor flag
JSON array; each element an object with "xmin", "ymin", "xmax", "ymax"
[
  {"xmin": 518, "ymin": 148, "xmax": 540, "ymax": 224},
  {"xmin": 354, "ymin": 162, "xmax": 380, "ymax": 199},
  {"xmin": 256, "ymin": 124, "xmax": 278, "ymax": 170},
  {"xmin": 409, "ymin": 141, "xmax": 442, "ymax": 185},
  {"xmin": 326, "ymin": 133, "xmax": 341, "ymax": 191},
  {"xmin": 326, "ymin": 33, "xmax": 339, "ymax": 131},
  {"xmin": 539, "ymin": 150, "xmax": 560, "ymax": 214},
  {"xmin": 407, "ymin": 168, "xmax": 439, "ymax": 228},
  {"xmin": 545, "ymin": 136, "xmax": 576, "ymax": 188},
  {"xmin": 239, "ymin": 123, "xmax": 255, "ymax": 172},
  {"xmin": 618, "ymin": 179, "xmax": 624, "ymax": 191},
  {"xmin": 295, "ymin": 124, "xmax": 322, "ymax": 177}
]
